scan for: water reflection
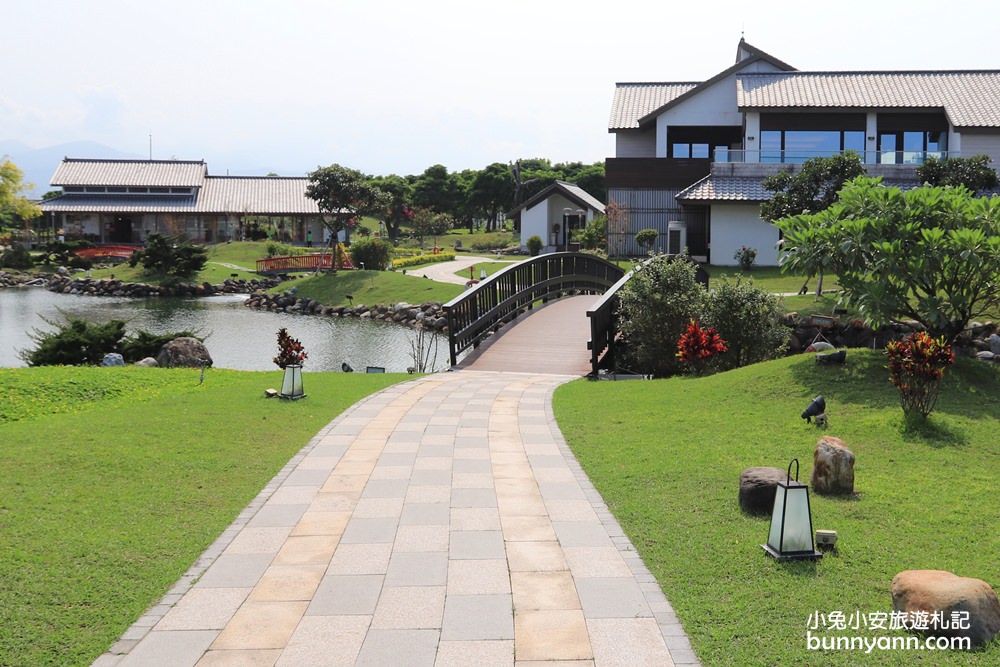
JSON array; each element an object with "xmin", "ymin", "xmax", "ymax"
[{"xmin": 0, "ymin": 287, "xmax": 451, "ymax": 372}]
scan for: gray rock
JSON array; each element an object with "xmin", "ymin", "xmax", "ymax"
[
  {"xmin": 990, "ymin": 334, "xmax": 1000, "ymax": 355},
  {"xmin": 976, "ymin": 350, "xmax": 996, "ymax": 362},
  {"xmin": 891, "ymin": 570, "xmax": 1000, "ymax": 648},
  {"xmin": 812, "ymin": 436, "xmax": 855, "ymax": 495},
  {"xmin": 134, "ymin": 357, "xmax": 158, "ymax": 367},
  {"xmin": 739, "ymin": 466, "xmax": 788, "ymax": 515},
  {"xmin": 156, "ymin": 337, "xmax": 213, "ymax": 368},
  {"xmin": 101, "ymin": 353, "xmax": 125, "ymax": 367}
]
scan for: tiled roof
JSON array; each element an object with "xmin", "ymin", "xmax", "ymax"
[
  {"xmin": 39, "ymin": 195, "xmax": 198, "ymax": 213},
  {"xmin": 676, "ymin": 175, "xmax": 773, "ymax": 202},
  {"xmin": 50, "ymin": 158, "xmax": 207, "ymax": 187},
  {"xmin": 198, "ymin": 177, "xmax": 321, "ymax": 214},
  {"xmin": 608, "ymin": 82, "xmax": 698, "ymax": 130},
  {"xmin": 40, "ymin": 176, "xmax": 322, "ymax": 215},
  {"xmin": 737, "ymin": 71, "xmax": 1000, "ymax": 127}
]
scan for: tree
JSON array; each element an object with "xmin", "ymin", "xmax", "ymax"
[
  {"xmin": 916, "ymin": 154, "xmax": 998, "ymax": 194},
  {"xmin": 605, "ymin": 199, "xmax": 630, "ymax": 259},
  {"xmin": 306, "ymin": 164, "xmax": 389, "ymax": 244},
  {"xmin": 409, "ymin": 208, "xmax": 453, "ymax": 245},
  {"xmin": 777, "ymin": 177, "xmax": 1000, "ymax": 343},
  {"xmin": 1, "ymin": 158, "xmax": 42, "ymax": 228},
  {"xmin": 762, "ymin": 153, "xmax": 866, "ymax": 296},
  {"xmin": 411, "ymin": 164, "xmax": 459, "ymax": 215},
  {"xmin": 468, "ymin": 163, "xmax": 514, "ymax": 231},
  {"xmin": 367, "ymin": 174, "xmax": 412, "ymax": 241},
  {"xmin": 128, "ymin": 233, "xmax": 207, "ymax": 278}
]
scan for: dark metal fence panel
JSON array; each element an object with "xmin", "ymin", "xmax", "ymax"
[{"xmin": 443, "ymin": 253, "xmax": 625, "ymax": 368}]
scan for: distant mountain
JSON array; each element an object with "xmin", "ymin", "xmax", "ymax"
[{"xmin": 0, "ymin": 140, "xmax": 144, "ymax": 198}]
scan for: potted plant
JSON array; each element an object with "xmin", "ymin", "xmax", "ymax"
[
  {"xmin": 734, "ymin": 245, "xmax": 758, "ymax": 271},
  {"xmin": 274, "ymin": 327, "xmax": 308, "ymax": 399}
]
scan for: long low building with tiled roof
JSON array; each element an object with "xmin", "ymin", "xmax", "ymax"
[
  {"xmin": 605, "ymin": 39, "xmax": 1000, "ymax": 264},
  {"xmin": 41, "ymin": 159, "xmax": 327, "ymax": 245}
]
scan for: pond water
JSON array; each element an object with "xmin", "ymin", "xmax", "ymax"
[{"xmin": 0, "ymin": 287, "xmax": 453, "ymax": 372}]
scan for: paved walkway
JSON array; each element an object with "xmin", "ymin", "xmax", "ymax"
[
  {"xmin": 405, "ymin": 255, "xmax": 513, "ymax": 286},
  {"xmin": 96, "ymin": 370, "xmax": 698, "ymax": 666}
]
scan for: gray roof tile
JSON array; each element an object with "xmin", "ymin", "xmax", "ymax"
[
  {"xmin": 40, "ymin": 176, "xmax": 322, "ymax": 215},
  {"xmin": 737, "ymin": 71, "xmax": 1000, "ymax": 127},
  {"xmin": 609, "ymin": 82, "xmax": 698, "ymax": 130},
  {"xmin": 50, "ymin": 158, "xmax": 207, "ymax": 187}
]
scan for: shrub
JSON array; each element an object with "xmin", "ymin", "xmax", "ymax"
[
  {"xmin": 635, "ymin": 228, "xmax": 659, "ymax": 252},
  {"xmin": 526, "ymin": 235, "xmax": 543, "ymax": 256},
  {"xmin": 391, "ymin": 252, "xmax": 456, "ymax": 269},
  {"xmin": 20, "ymin": 316, "xmax": 127, "ymax": 366},
  {"xmin": 702, "ymin": 278, "xmax": 790, "ymax": 370},
  {"xmin": 0, "ymin": 244, "xmax": 33, "ymax": 269},
  {"xmin": 617, "ymin": 254, "xmax": 706, "ymax": 377},
  {"xmin": 885, "ymin": 332, "xmax": 954, "ymax": 418},
  {"xmin": 576, "ymin": 217, "xmax": 607, "ymax": 251},
  {"xmin": 349, "ymin": 238, "xmax": 393, "ymax": 271},
  {"xmin": 266, "ymin": 242, "xmax": 304, "ymax": 258},
  {"xmin": 733, "ymin": 245, "xmax": 757, "ymax": 268},
  {"xmin": 119, "ymin": 329, "xmax": 202, "ymax": 363},
  {"xmin": 676, "ymin": 319, "xmax": 727, "ymax": 375},
  {"xmin": 273, "ymin": 327, "xmax": 308, "ymax": 368},
  {"xmin": 129, "ymin": 233, "xmax": 207, "ymax": 278}
]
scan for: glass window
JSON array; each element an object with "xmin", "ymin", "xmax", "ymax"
[
  {"xmin": 672, "ymin": 144, "xmax": 690, "ymax": 158},
  {"xmin": 761, "ymin": 131, "xmax": 782, "ymax": 163},
  {"xmin": 879, "ymin": 133, "xmax": 898, "ymax": 164},
  {"xmin": 843, "ymin": 132, "xmax": 865, "ymax": 153},
  {"xmin": 691, "ymin": 144, "xmax": 710, "ymax": 159}
]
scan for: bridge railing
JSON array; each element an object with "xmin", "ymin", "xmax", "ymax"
[
  {"xmin": 256, "ymin": 254, "xmax": 335, "ymax": 274},
  {"xmin": 74, "ymin": 245, "xmax": 139, "ymax": 260},
  {"xmin": 443, "ymin": 252, "xmax": 625, "ymax": 368}
]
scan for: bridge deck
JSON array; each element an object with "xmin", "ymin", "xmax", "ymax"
[{"xmin": 457, "ymin": 294, "xmax": 600, "ymax": 375}]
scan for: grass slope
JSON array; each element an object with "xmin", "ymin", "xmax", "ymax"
[
  {"xmin": 0, "ymin": 367, "xmax": 407, "ymax": 666},
  {"xmin": 554, "ymin": 350, "xmax": 1000, "ymax": 666},
  {"xmin": 281, "ymin": 270, "xmax": 461, "ymax": 308}
]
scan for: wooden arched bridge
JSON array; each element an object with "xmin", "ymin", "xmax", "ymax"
[
  {"xmin": 73, "ymin": 245, "xmax": 139, "ymax": 260},
  {"xmin": 443, "ymin": 253, "xmax": 641, "ymax": 376}
]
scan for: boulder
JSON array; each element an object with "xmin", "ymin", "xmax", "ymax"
[
  {"xmin": 891, "ymin": 570, "xmax": 1000, "ymax": 648},
  {"xmin": 101, "ymin": 353, "xmax": 125, "ymax": 367},
  {"xmin": 738, "ymin": 466, "xmax": 788, "ymax": 515},
  {"xmin": 811, "ymin": 436, "xmax": 855, "ymax": 495},
  {"xmin": 156, "ymin": 337, "xmax": 213, "ymax": 368},
  {"xmin": 989, "ymin": 333, "xmax": 1000, "ymax": 355},
  {"xmin": 134, "ymin": 357, "xmax": 158, "ymax": 367}
]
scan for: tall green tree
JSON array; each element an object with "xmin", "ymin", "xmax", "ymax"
[
  {"xmin": 762, "ymin": 152, "xmax": 866, "ymax": 296},
  {"xmin": 1, "ymin": 158, "xmax": 42, "ymax": 228},
  {"xmin": 776, "ymin": 177, "xmax": 1000, "ymax": 343},
  {"xmin": 408, "ymin": 208, "xmax": 453, "ymax": 245},
  {"xmin": 306, "ymin": 164, "xmax": 389, "ymax": 244},
  {"xmin": 469, "ymin": 163, "xmax": 514, "ymax": 231},
  {"xmin": 367, "ymin": 174, "xmax": 412, "ymax": 241},
  {"xmin": 411, "ymin": 164, "xmax": 460, "ymax": 215}
]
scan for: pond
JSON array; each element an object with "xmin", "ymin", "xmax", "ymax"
[{"xmin": 0, "ymin": 287, "xmax": 453, "ymax": 372}]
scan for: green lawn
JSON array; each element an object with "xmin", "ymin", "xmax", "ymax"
[
  {"xmin": 276, "ymin": 269, "xmax": 462, "ymax": 307},
  {"xmin": 0, "ymin": 367, "xmax": 408, "ymax": 666},
  {"xmin": 553, "ymin": 350, "xmax": 1000, "ymax": 666}
]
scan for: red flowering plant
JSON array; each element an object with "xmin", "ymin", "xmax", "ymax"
[
  {"xmin": 676, "ymin": 319, "xmax": 728, "ymax": 375},
  {"xmin": 885, "ymin": 331, "xmax": 954, "ymax": 418},
  {"xmin": 273, "ymin": 328, "xmax": 308, "ymax": 369}
]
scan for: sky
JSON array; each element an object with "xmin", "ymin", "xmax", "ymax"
[{"xmin": 4, "ymin": 0, "xmax": 1000, "ymax": 180}]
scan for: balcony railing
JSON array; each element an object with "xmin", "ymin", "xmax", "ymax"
[{"xmin": 714, "ymin": 149, "xmax": 961, "ymax": 165}]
